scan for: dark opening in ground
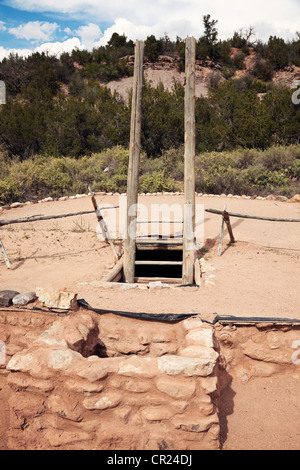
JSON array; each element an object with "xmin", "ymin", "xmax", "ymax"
[{"xmin": 134, "ymin": 247, "xmax": 183, "ymax": 279}]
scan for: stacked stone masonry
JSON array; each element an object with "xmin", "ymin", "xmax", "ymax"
[
  {"xmin": 5, "ymin": 311, "xmax": 220, "ymax": 450},
  {"xmin": 2, "ymin": 307, "xmax": 300, "ymax": 450}
]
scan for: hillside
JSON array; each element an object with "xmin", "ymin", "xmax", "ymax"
[
  {"xmin": 104, "ymin": 49, "xmax": 300, "ymax": 101},
  {"xmin": 0, "ymin": 31, "xmax": 300, "ymax": 204}
]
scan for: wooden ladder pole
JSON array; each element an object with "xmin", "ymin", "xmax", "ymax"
[
  {"xmin": 182, "ymin": 36, "xmax": 196, "ymax": 285},
  {"xmin": 0, "ymin": 237, "xmax": 11, "ymax": 269},
  {"xmin": 88, "ymin": 186, "xmax": 119, "ymax": 260},
  {"xmin": 124, "ymin": 40, "xmax": 144, "ymax": 283}
]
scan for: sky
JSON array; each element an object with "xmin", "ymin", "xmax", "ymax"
[{"xmin": 0, "ymin": 0, "xmax": 300, "ymax": 60}]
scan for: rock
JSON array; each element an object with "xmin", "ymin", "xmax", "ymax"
[
  {"xmin": 118, "ymin": 356, "xmax": 157, "ymax": 379},
  {"xmin": 38, "ymin": 197, "xmax": 53, "ymax": 203},
  {"xmin": 44, "ymin": 429, "xmax": 90, "ymax": 447},
  {"xmin": 48, "ymin": 348, "xmax": 82, "ymax": 370},
  {"xmin": 47, "ymin": 394, "xmax": 83, "ymax": 422},
  {"xmin": 182, "ymin": 317, "xmax": 203, "ymax": 330},
  {"xmin": 8, "ymin": 374, "xmax": 54, "ymax": 393},
  {"xmin": 83, "ymin": 392, "xmax": 122, "ymax": 410},
  {"xmin": 36, "ymin": 287, "xmax": 78, "ymax": 310},
  {"xmin": 123, "ymin": 379, "xmax": 151, "ymax": 393},
  {"xmin": 12, "ymin": 291, "xmax": 37, "ymax": 306},
  {"xmin": 7, "ymin": 351, "xmax": 40, "ymax": 373},
  {"xmin": 157, "ymin": 354, "xmax": 218, "ymax": 377},
  {"xmin": 172, "ymin": 414, "xmax": 219, "ymax": 433},
  {"xmin": 141, "ymin": 406, "xmax": 173, "ymax": 421},
  {"xmin": 241, "ymin": 340, "xmax": 291, "ymax": 365},
  {"xmin": 200, "ymin": 376, "xmax": 218, "ymax": 394},
  {"xmin": 180, "ymin": 345, "xmax": 218, "ymax": 360},
  {"xmin": 287, "ymin": 194, "xmax": 300, "ymax": 203},
  {"xmin": 150, "ymin": 342, "xmax": 177, "ymax": 356},
  {"xmin": 185, "ymin": 328, "xmax": 214, "ymax": 348},
  {"xmin": 0, "ymin": 290, "xmax": 20, "ymax": 307},
  {"xmin": 156, "ymin": 376, "xmax": 196, "ymax": 399},
  {"xmin": 148, "ymin": 281, "xmax": 170, "ymax": 289}
]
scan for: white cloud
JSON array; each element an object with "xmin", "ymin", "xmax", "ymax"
[
  {"xmin": 74, "ymin": 23, "xmax": 102, "ymax": 49},
  {"xmin": 0, "ymin": 21, "xmax": 7, "ymax": 32},
  {"xmin": 8, "ymin": 21, "xmax": 59, "ymax": 43},
  {"xmin": 2, "ymin": 0, "xmax": 300, "ymax": 61},
  {"xmin": 95, "ymin": 18, "xmax": 156, "ymax": 47},
  {"xmin": 0, "ymin": 45, "xmax": 32, "ymax": 61},
  {"xmin": 0, "ymin": 37, "xmax": 81, "ymax": 61},
  {"xmin": 34, "ymin": 37, "xmax": 82, "ymax": 56},
  {"xmin": 6, "ymin": 0, "xmax": 300, "ymax": 42}
]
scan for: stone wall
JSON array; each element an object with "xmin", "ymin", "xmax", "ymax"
[
  {"xmin": 0, "ymin": 308, "xmax": 57, "ymax": 361},
  {"xmin": 3, "ymin": 308, "xmax": 300, "ymax": 450},
  {"xmin": 215, "ymin": 323, "xmax": 300, "ymax": 383},
  {"xmin": 5, "ymin": 311, "xmax": 220, "ymax": 450}
]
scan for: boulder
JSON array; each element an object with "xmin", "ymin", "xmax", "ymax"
[
  {"xmin": 12, "ymin": 292, "xmax": 37, "ymax": 306},
  {"xmin": 36, "ymin": 287, "xmax": 78, "ymax": 310},
  {"xmin": 0, "ymin": 290, "xmax": 20, "ymax": 307}
]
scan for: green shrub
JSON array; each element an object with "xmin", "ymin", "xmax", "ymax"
[
  {"xmin": 139, "ymin": 171, "xmax": 179, "ymax": 193},
  {"xmin": 0, "ymin": 144, "xmax": 299, "ymax": 205}
]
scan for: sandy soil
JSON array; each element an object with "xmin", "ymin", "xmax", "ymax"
[
  {"xmin": 0, "ymin": 193, "xmax": 300, "ymax": 451},
  {"xmin": 1, "ymin": 194, "xmax": 299, "ymax": 320}
]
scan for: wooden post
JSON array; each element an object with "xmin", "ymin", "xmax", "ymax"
[
  {"xmin": 182, "ymin": 36, "xmax": 196, "ymax": 285},
  {"xmin": 0, "ymin": 238, "xmax": 11, "ymax": 269},
  {"xmin": 218, "ymin": 205, "xmax": 226, "ymax": 256},
  {"xmin": 88, "ymin": 186, "xmax": 119, "ymax": 260},
  {"xmin": 223, "ymin": 210, "xmax": 235, "ymax": 244},
  {"xmin": 123, "ymin": 40, "xmax": 144, "ymax": 283}
]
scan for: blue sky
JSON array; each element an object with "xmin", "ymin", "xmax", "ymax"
[{"xmin": 1, "ymin": 0, "xmax": 300, "ymax": 60}]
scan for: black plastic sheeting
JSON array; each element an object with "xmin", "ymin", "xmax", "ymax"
[
  {"xmin": 213, "ymin": 315, "xmax": 300, "ymax": 325},
  {"xmin": 77, "ymin": 299, "xmax": 197, "ymax": 322},
  {"xmin": 77, "ymin": 299, "xmax": 300, "ymax": 325}
]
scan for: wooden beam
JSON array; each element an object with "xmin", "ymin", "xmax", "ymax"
[
  {"xmin": 101, "ymin": 257, "xmax": 124, "ymax": 282},
  {"xmin": 88, "ymin": 186, "xmax": 119, "ymax": 260},
  {"xmin": 182, "ymin": 36, "xmax": 196, "ymax": 285},
  {"xmin": 124, "ymin": 40, "xmax": 144, "ymax": 283},
  {"xmin": 0, "ymin": 208, "xmax": 118, "ymax": 227},
  {"xmin": 135, "ymin": 260, "xmax": 182, "ymax": 266},
  {"xmin": 134, "ymin": 277, "xmax": 183, "ymax": 284},
  {"xmin": 0, "ymin": 238, "xmax": 11, "ymax": 269}
]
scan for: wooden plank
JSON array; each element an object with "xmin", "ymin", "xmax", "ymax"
[
  {"xmin": 0, "ymin": 208, "xmax": 119, "ymax": 227},
  {"xmin": 89, "ymin": 186, "xmax": 119, "ymax": 260},
  {"xmin": 182, "ymin": 36, "xmax": 196, "ymax": 285},
  {"xmin": 123, "ymin": 40, "xmax": 144, "ymax": 283},
  {"xmin": 0, "ymin": 238, "xmax": 11, "ymax": 269},
  {"xmin": 135, "ymin": 260, "xmax": 183, "ymax": 266},
  {"xmin": 205, "ymin": 208, "xmax": 300, "ymax": 223},
  {"xmin": 134, "ymin": 277, "xmax": 183, "ymax": 284},
  {"xmin": 136, "ymin": 240, "xmax": 183, "ymax": 251},
  {"xmin": 194, "ymin": 258, "xmax": 201, "ymax": 286},
  {"xmin": 101, "ymin": 258, "xmax": 124, "ymax": 282},
  {"xmin": 137, "ymin": 237, "xmax": 183, "ymax": 243},
  {"xmin": 137, "ymin": 220, "xmax": 183, "ymax": 224},
  {"xmin": 218, "ymin": 205, "xmax": 226, "ymax": 256}
]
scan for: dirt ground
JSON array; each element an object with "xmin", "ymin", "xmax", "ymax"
[{"xmin": 0, "ymin": 193, "xmax": 300, "ymax": 450}]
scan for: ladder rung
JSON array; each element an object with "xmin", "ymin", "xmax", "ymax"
[
  {"xmin": 136, "ymin": 220, "xmax": 183, "ymax": 224},
  {"xmin": 135, "ymin": 260, "xmax": 182, "ymax": 266},
  {"xmin": 134, "ymin": 277, "xmax": 183, "ymax": 284}
]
